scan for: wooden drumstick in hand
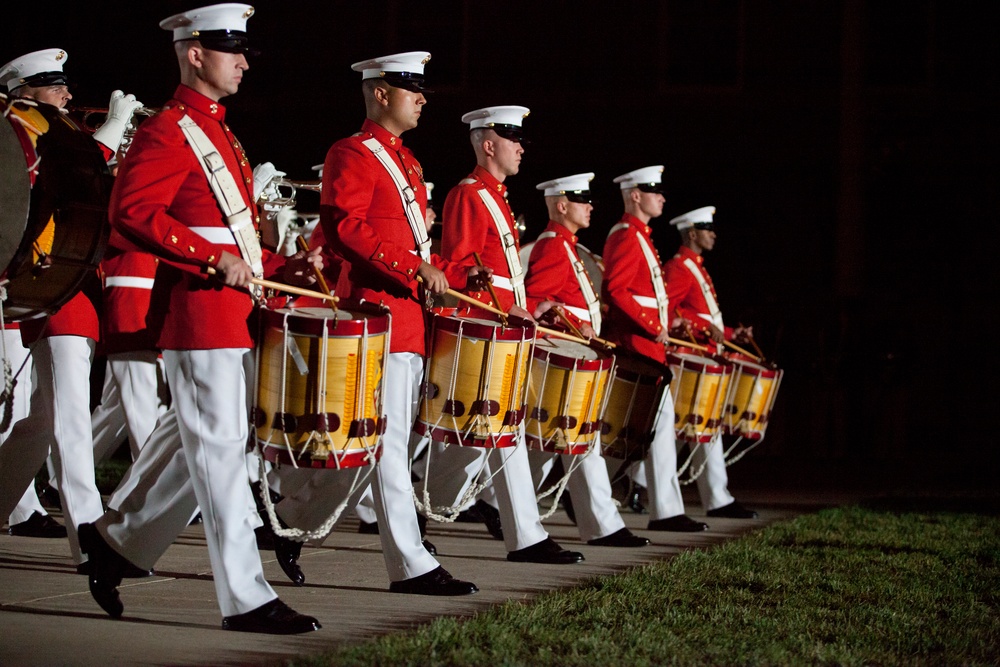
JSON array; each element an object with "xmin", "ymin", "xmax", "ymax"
[
  {"xmin": 296, "ymin": 235, "xmax": 336, "ymax": 312},
  {"xmin": 205, "ymin": 267, "xmax": 338, "ymax": 303},
  {"xmin": 472, "ymin": 252, "xmax": 507, "ymax": 327}
]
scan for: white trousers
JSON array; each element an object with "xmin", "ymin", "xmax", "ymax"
[
  {"xmin": 275, "ymin": 352, "xmax": 439, "ymax": 582},
  {"xmin": 0, "ymin": 336, "xmax": 104, "ymax": 561},
  {"xmin": 528, "ymin": 446, "xmax": 625, "ymax": 542},
  {"xmin": 98, "ymin": 348, "xmax": 275, "ymax": 618},
  {"xmin": 691, "ymin": 433, "xmax": 735, "ymax": 511},
  {"xmin": 1, "ymin": 331, "xmax": 48, "ymax": 526},
  {"xmin": 92, "ymin": 352, "xmax": 168, "ymax": 463},
  {"xmin": 417, "ymin": 430, "xmax": 549, "ymax": 552}
]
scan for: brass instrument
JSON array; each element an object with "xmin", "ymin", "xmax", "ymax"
[
  {"xmin": 71, "ymin": 105, "xmax": 159, "ymax": 158},
  {"xmin": 258, "ymin": 178, "xmax": 322, "ymax": 209}
]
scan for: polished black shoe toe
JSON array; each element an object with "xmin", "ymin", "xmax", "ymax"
[
  {"xmin": 273, "ymin": 531, "xmax": 305, "ymax": 586},
  {"xmin": 222, "ymin": 598, "xmax": 320, "ymax": 634},
  {"xmin": 507, "ymin": 537, "xmax": 584, "ymax": 564},
  {"xmin": 706, "ymin": 501, "xmax": 758, "ymax": 519},
  {"xmin": 8, "ymin": 511, "xmax": 67, "ymax": 538},
  {"xmin": 423, "ymin": 539, "xmax": 437, "ymax": 556},
  {"xmin": 627, "ymin": 486, "xmax": 648, "ymax": 514},
  {"xmin": 357, "ymin": 519, "xmax": 379, "ymax": 534},
  {"xmin": 78, "ymin": 523, "xmax": 125, "ymax": 618},
  {"xmin": 389, "ymin": 566, "xmax": 478, "ymax": 596},
  {"xmin": 647, "ymin": 514, "xmax": 709, "ymax": 532},
  {"xmin": 587, "ymin": 527, "xmax": 650, "ymax": 548}
]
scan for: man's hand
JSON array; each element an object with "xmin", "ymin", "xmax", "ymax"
[
  {"xmin": 733, "ymin": 325, "xmax": 754, "ymax": 344},
  {"xmin": 93, "ymin": 90, "xmax": 144, "ymax": 154},
  {"xmin": 417, "ymin": 261, "xmax": 449, "ymax": 294},
  {"xmin": 706, "ymin": 323, "xmax": 725, "ymax": 344},
  {"xmin": 468, "ymin": 265, "xmax": 493, "ymax": 290},
  {"xmin": 655, "ymin": 329, "xmax": 671, "ymax": 345},
  {"xmin": 579, "ymin": 322, "xmax": 596, "ymax": 339},
  {"xmin": 509, "ymin": 304, "xmax": 535, "ymax": 322},
  {"xmin": 214, "ymin": 251, "xmax": 254, "ymax": 288},
  {"xmin": 283, "ymin": 245, "xmax": 324, "ymax": 287},
  {"xmin": 532, "ymin": 300, "xmax": 558, "ymax": 320}
]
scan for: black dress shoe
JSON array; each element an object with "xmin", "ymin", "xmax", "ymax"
[
  {"xmin": 8, "ymin": 511, "xmax": 67, "ymax": 538},
  {"xmin": 255, "ymin": 524, "xmax": 275, "ymax": 551},
  {"xmin": 627, "ymin": 486, "xmax": 648, "ymax": 514},
  {"xmin": 507, "ymin": 537, "xmax": 584, "ymax": 564},
  {"xmin": 222, "ymin": 598, "xmax": 321, "ymax": 634},
  {"xmin": 474, "ymin": 500, "xmax": 504, "ymax": 540},
  {"xmin": 647, "ymin": 514, "xmax": 709, "ymax": 532},
  {"xmin": 188, "ymin": 512, "xmax": 203, "ymax": 526},
  {"xmin": 77, "ymin": 561, "xmax": 154, "ymax": 578},
  {"xmin": 561, "ymin": 493, "xmax": 577, "ymax": 525},
  {"xmin": 357, "ymin": 519, "xmax": 379, "ymax": 534},
  {"xmin": 273, "ymin": 530, "xmax": 305, "ymax": 586},
  {"xmin": 40, "ymin": 486, "xmax": 61, "ymax": 510},
  {"xmin": 587, "ymin": 527, "xmax": 650, "ymax": 548},
  {"xmin": 389, "ymin": 566, "xmax": 478, "ymax": 596},
  {"xmin": 78, "ymin": 523, "xmax": 126, "ymax": 618},
  {"xmin": 423, "ymin": 539, "xmax": 437, "ymax": 556},
  {"xmin": 706, "ymin": 501, "xmax": 758, "ymax": 519}
]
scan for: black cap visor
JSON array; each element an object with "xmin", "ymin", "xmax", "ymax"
[
  {"xmin": 563, "ymin": 190, "xmax": 593, "ymax": 205},
  {"xmin": 488, "ymin": 123, "xmax": 527, "ymax": 145},
  {"xmin": 692, "ymin": 222, "xmax": 715, "ymax": 232},
  {"xmin": 16, "ymin": 71, "xmax": 69, "ymax": 90},
  {"xmin": 381, "ymin": 72, "xmax": 430, "ymax": 93},
  {"xmin": 181, "ymin": 30, "xmax": 257, "ymax": 55},
  {"xmin": 636, "ymin": 182, "xmax": 664, "ymax": 194}
]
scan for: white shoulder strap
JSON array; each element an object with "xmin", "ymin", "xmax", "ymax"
[
  {"xmin": 682, "ymin": 257, "xmax": 724, "ymax": 329},
  {"xmin": 560, "ymin": 240, "xmax": 602, "ymax": 333},
  {"xmin": 360, "ymin": 137, "xmax": 431, "ymax": 261},
  {"xmin": 177, "ymin": 115, "xmax": 264, "ymax": 292},
  {"xmin": 477, "ymin": 188, "xmax": 525, "ymax": 307},
  {"xmin": 632, "ymin": 231, "xmax": 670, "ymax": 330}
]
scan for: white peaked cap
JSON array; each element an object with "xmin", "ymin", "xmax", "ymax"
[
  {"xmin": 670, "ymin": 206, "xmax": 716, "ymax": 229},
  {"xmin": 0, "ymin": 48, "xmax": 68, "ymax": 92},
  {"xmin": 461, "ymin": 105, "xmax": 530, "ymax": 129},
  {"xmin": 613, "ymin": 165, "xmax": 664, "ymax": 190},
  {"xmin": 351, "ymin": 51, "xmax": 431, "ymax": 79},
  {"xmin": 159, "ymin": 3, "xmax": 255, "ymax": 41},
  {"xmin": 536, "ymin": 173, "xmax": 595, "ymax": 197}
]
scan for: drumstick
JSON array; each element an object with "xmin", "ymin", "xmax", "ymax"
[
  {"xmin": 205, "ymin": 267, "xmax": 338, "ymax": 303},
  {"xmin": 295, "ymin": 235, "xmax": 337, "ymax": 312},
  {"xmin": 666, "ymin": 337, "xmax": 710, "ymax": 353},
  {"xmin": 552, "ymin": 305, "xmax": 586, "ymax": 340},
  {"xmin": 418, "ymin": 277, "xmax": 592, "ymax": 346},
  {"xmin": 721, "ymin": 338, "xmax": 763, "ymax": 362},
  {"xmin": 472, "ymin": 252, "xmax": 508, "ymax": 327},
  {"xmin": 740, "ymin": 321, "xmax": 767, "ymax": 359}
]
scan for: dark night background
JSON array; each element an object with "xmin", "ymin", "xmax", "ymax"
[{"xmin": 5, "ymin": 1, "xmax": 999, "ymax": 495}]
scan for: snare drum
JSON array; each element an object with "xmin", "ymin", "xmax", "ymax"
[
  {"xmin": 600, "ymin": 352, "xmax": 672, "ymax": 461},
  {"xmin": 414, "ymin": 313, "xmax": 534, "ymax": 447},
  {"xmin": 667, "ymin": 349, "xmax": 732, "ymax": 444},
  {"xmin": 255, "ymin": 305, "xmax": 389, "ymax": 469},
  {"xmin": 524, "ymin": 337, "xmax": 613, "ymax": 455},
  {"xmin": 723, "ymin": 352, "xmax": 783, "ymax": 440},
  {"xmin": 0, "ymin": 95, "xmax": 111, "ymax": 321}
]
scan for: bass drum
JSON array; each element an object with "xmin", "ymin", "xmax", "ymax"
[
  {"xmin": 518, "ymin": 240, "xmax": 604, "ymax": 292},
  {"xmin": 0, "ymin": 96, "xmax": 111, "ymax": 321}
]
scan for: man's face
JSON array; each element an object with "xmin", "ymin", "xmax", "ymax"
[
  {"xmin": 637, "ymin": 190, "xmax": 665, "ymax": 219},
  {"xmin": 565, "ymin": 200, "xmax": 593, "ymax": 230},
  {"xmin": 19, "ymin": 84, "xmax": 72, "ymax": 109},
  {"xmin": 692, "ymin": 227, "xmax": 716, "ymax": 252},
  {"xmin": 383, "ymin": 85, "xmax": 426, "ymax": 133},
  {"xmin": 196, "ymin": 48, "xmax": 248, "ymax": 99},
  {"xmin": 491, "ymin": 132, "xmax": 524, "ymax": 177}
]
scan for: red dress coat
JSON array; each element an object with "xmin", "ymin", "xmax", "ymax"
[
  {"xmin": 440, "ymin": 165, "xmax": 519, "ymax": 314},
  {"xmin": 320, "ymin": 119, "xmax": 468, "ymax": 356},
  {"xmin": 523, "ymin": 221, "xmax": 592, "ymax": 333},
  {"xmin": 109, "ymin": 84, "xmax": 280, "ymax": 351},
  {"xmin": 663, "ymin": 245, "xmax": 734, "ymax": 344}
]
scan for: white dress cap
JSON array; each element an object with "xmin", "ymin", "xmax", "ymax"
[
  {"xmin": 670, "ymin": 206, "xmax": 716, "ymax": 230},
  {"xmin": 461, "ymin": 105, "xmax": 530, "ymax": 130},
  {"xmin": 535, "ymin": 172, "xmax": 596, "ymax": 198},
  {"xmin": 159, "ymin": 3, "xmax": 255, "ymax": 49},
  {"xmin": 613, "ymin": 165, "xmax": 665, "ymax": 191},
  {"xmin": 0, "ymin": 48, "xmax": 68, "ymax": 93}
]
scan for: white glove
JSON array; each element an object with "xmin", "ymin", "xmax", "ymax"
[
  {"xmin": 253, "ymin": 162, "xmax": 286, "ymax": 201},
  {"xmin": 93, "ymin": 90, "xmax": 144, "ymax": 154}
]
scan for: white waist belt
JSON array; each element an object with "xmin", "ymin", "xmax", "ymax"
[
  {"xmin": 105, "ymin": 277, "xmax": 155, "ymax": 290},
  {"xmin": 491, "ymin": 275, "xmax": 515, "ymax": 292},
  {"xmin": 633, "ymin": 295, "xmax": 659, "ymax": 308},
  {"xmin": 190, "ymin": 227, "xmax": 237, "ymax": 245},
  {"xmin": 564, "ymin": 305, "xmax": 592, "ymax": 321}
]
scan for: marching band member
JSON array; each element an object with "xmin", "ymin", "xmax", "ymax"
[
  {"xmin": 270, "ymin": 51, "xmax": 480, "ymax": 596},
  {"xmin": 0, "ymin": 48, "xmax": 127, "ymax": 561},
  {"xmin": 419, "ymin": 105, "xmax": 585, "ymax": 564},
  {"xmin": 78, "ymin": 4, "xmax": 321, "ymax": 633},
  {"xmin": 664, "ymin": 206, "xmax": 757, "ymax": 519},
  {"xmin": 522, "ymin": 172, "xmax": 649, "ymax": 548},
  {"xmin": 601, "ymin": 165, "xmax": 707, "ymax": 532}
]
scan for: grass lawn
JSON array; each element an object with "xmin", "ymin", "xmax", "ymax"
[{"xmin": 291, "ymin": 503, "xmax": 1000, "ymax": 666}]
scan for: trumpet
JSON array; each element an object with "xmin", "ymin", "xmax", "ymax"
[
  {"xmin": 71, "ymin": 105, "xmax": 159, "ymax": 159},
  {"xmin": 258, "ymin": 178, "xmax": 323, "ymax": 209}
]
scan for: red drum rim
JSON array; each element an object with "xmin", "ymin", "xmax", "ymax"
[
  {"xmin": 260, "ymin": 442, "xmax": 381, "ymax": 470},
  {"xmin": 667, "ymin": 351, "xmax": 729, "ymax": 374},
  {"xmin": 431, "ymin": 312, "xmax": 535, "ymax": 341},
  {"xmin": 261, "ymin": 305, "xmax": 390, "ymax": 337},
  {"xmin": 412, "ymin": 421, "xmax": 519, "ymax": 448},
  {"xmin": 724, "ymin": 352, "xmax": 780, "ymax": 378},
  {"xmin": 525, "ymin": 434, "xmax": 593, "ymax": 455},
  {"xmin": 532, "ymin": 337, "xmax": 612, "ymax": 371},
  {"xmin": 611, "ymin": 352, "xmax": 670, "ymax": 384}
]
